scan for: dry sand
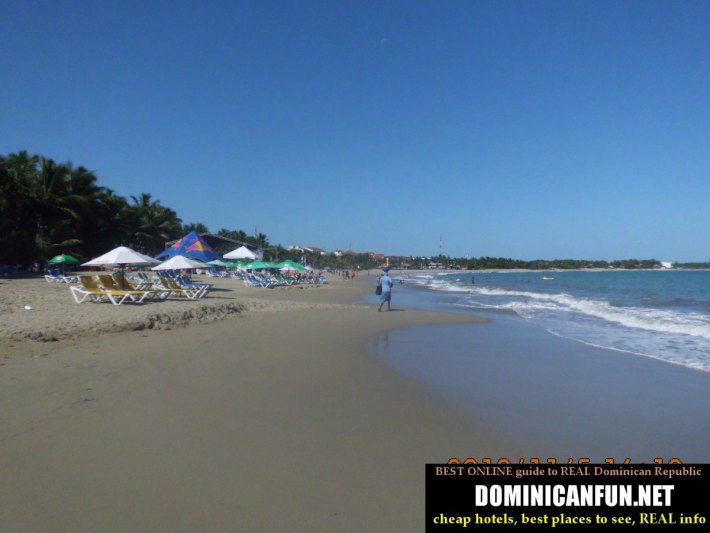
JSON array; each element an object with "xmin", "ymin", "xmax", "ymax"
[
  {"xmin": 0, "ymin": 274, "xmax": 501, "ymax": 532},
  {"xmin": 0, "ymin": 274, "xmax": 362, "ymax": 342}
]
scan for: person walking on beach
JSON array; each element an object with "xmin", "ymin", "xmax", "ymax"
[{"xmin": 378, "ymin": 269, "xmax": 394, "ymax": 312}]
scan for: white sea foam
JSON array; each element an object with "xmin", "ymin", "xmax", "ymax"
[
  {"xmin": 415, "ymin": 279, "xmax": 710, "ymax": 339},
  {"xmin": 470, "ymin": 287, "xmax": 710, "ymax": 340},
  {"xmin": 409, "ymin": 274, "xmax": 710, "ymax": 371}
]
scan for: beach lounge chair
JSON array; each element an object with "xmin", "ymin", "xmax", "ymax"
[
  {"xmin": 113, "ymin": 273, "xmax": 167, "ymax": 298},
  {"xmin": 70, "ymin": 276, "xmax": 141, "ymax": 305},
  {"xmin": 70, "ymin": 276, "xmax": 109, "ymax": 304},
  {"xmin": 138, "ymin": 272, "xmax": 160, "ymax": 284},
  {"xmin": 273, "ymin": 274, "xmax": 297, "ymax": 286},
  {"xmin": 175, "ymin": 275, "xmax": 211, "ymax": 295},
  {"xmin": 112, "ymin": 274, "xmax": 169, "ymax": 300},
  {"xmin": 45, "ymin": 271, "xmax": 79, "ymax": 283},
  {"xmin": 152, "ymin": 272, "xmax": 207, "ymax": 298},
  {"xmin": 156, "ymin": 276, "xmax": 204, "ymax": 299},
  {"xmin": 244, "ymin": 272, "xmax": 275, "ymax": 288},
  {"xmin": 206, "ymin": 267, "xmax": 228, "ymax": 278},
  {"xmin": 97, "ymin": 274, "xmax": 161, "ymax": 303}
]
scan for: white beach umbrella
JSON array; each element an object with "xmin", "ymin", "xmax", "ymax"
[
  {"xmin": 151, "ymin": 255, "xmax": 204, "ymax": 271},
  {"xmin": 83, "ymin": 246, "xmax": 160, "ymax": 268},
  {"xmin": 279, "ymin": 264, "xmax": 298, "ymax": 271},
  {"xmin": 224, "ymin": 246, "xmax": 258, "ymax": 260}
]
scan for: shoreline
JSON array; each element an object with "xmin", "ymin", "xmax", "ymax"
[{"xmin": 0, "ymin": 274, "xmax": 498, "ymax": 531}]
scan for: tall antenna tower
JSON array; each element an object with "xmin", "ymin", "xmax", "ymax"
[{"xmin": 439, "ymin": 233, "xmax": 443, "ymax": 257}]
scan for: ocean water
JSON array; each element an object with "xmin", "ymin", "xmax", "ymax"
[
  {"xmin": 366, "ymin": 269, "xmax": 710, "ymax": 460},
  {"xmin": 401, "ymin": 270, "xmax": 710, "ymax": 372}
]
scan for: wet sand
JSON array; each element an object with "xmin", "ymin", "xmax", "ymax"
[{"xmin": 372, "ymin": 316, "xmax": 710, "ymax": 463}]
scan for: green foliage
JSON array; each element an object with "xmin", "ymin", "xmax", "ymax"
[
  {"xmin": 673, "ymin": 262, "xmax": 710, "ymax": 269},
  {"xmin": 124, "ymin": 193, "xmax": 183, "ymax": 254},
  {"xmin": 182, "ymin": 222, "xmax": 210, "ymax": 234},
  {"xmin": 303, "ymin": 252, "xmax": 379, "ymax": 270},
  {"xmin": 212, "ymin": 229, "xmax": 270, "ymax": 255},
  {"xmin": 413, "ymin": 257, "xmax": 664, "ymax": 270},
  {"xmin": 0, "ymin": 151, "xmax": 283, "ymax": 267},
  {"xmin": 0, "ymin": 152, "xmax": 183, "ymax": 264}
]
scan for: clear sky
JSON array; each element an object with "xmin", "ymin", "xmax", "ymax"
[{"xmin": 2, "ymin": 0, "xmax": 708, "ymax": 261}]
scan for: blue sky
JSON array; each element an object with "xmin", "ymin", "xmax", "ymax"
[{"xmin": 2, "ymin": 0, "xmax": 708, "ymax": 261}]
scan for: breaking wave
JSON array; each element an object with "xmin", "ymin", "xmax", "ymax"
[{"xmin": 406, "ymin": 273, "xmax": 710, "ymax": 371}]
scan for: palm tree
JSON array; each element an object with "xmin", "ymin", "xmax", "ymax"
[
  {"xmin": 91, "ymin": 189, "xmax": 131, "ymax": 254},
  {"xmin": 182, "ymin": 222, "xmax": 210, "ymax": 234},
  {"xmin": 0, "ymin": 154, "xmax": 94, "ymax": 261},
  {"xmin": 217, "ymin": 228, "xmax": 248, "ymax": 242},
  {"xmin": 30, "ymin": 158, "xmax": 107, "ymax": 259},
  {"xmin": 0, "ymin": 152, "xmax": 38, "ymax": 264},
  {"xmin": 126, "ymin": 193, "xmax": 183, "ymax": 254}
]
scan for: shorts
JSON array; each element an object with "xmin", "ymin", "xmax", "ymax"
[{"xmin": 379, "ymin": 291, "xmax": 391, "ymax": 304}]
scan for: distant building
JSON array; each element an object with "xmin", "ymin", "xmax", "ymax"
[
  {"xmin": 288, "ymin": 245, "xmax": 327, "ymax": 255},
  {"xmin": 660, "ymin": 261, "xmax": 673, "ymax": 269},
  {"xmin": 305, "ymin": 247, "xmax": 327, "ymax": 255}
]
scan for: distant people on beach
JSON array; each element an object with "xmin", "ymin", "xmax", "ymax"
[{"xmin": 378, "ymin": 270, "xmax": 393, "ymax": 312}]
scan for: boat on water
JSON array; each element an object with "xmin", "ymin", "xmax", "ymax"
[{"xmin": 541, "ymin": 276, "xmax": 555, "ymax": 280}]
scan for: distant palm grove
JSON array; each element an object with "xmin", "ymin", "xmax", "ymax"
[
  {"xmin": 1, "ymin": 152, "xmax": 706, "ymax": 270},
  {"xmin": 0, "ymin": 151, "xmax": 273, "ymax": 267}
]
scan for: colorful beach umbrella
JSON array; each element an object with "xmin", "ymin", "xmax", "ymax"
[{"xmin": 155, "ymin": 231, "xmax": 220, "ymax": 262}]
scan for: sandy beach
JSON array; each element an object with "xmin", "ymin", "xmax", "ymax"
[{"xmin": 0, "ymin": 273, "xmax": 499, "ymax": 531}]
